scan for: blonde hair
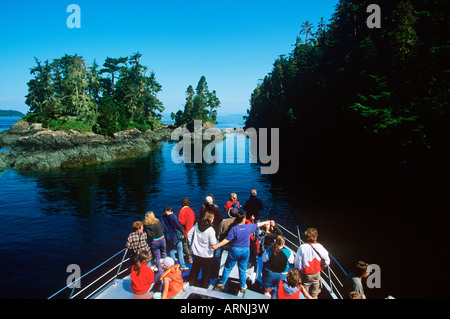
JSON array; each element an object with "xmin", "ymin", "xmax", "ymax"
[
  {"xmin": 143, "ymin": 211, "xmax": 159, "ymax": 225},
  {"xmin": 230, "ymin": 193, "xmax": 237, "ymax": 201}
]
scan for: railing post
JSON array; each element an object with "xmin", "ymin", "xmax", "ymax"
[{"xmin": 115, "ymin": 249, "xmax": 129, "ymax": 279}]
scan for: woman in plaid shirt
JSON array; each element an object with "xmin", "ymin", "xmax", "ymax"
[{"xmin": 126, "ymin": 221, "xmax": 151, "ymax": 262}]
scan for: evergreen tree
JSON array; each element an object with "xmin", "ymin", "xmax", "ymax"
[{"xmin": 170, "ymin": 76, "xmax": 220, "ymax": 129}]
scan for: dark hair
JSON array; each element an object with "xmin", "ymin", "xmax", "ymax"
[
  {"xmin": 132, "ymin": 221, "xmax": 143, "ymax": 231},
  {"xmin": 201, "ymin": 211, "xmax": 214, "ymax": 226},
  {"xmin": 353, "ymin": 261, "xmax": 370, "ymax": 277},
  {"xmin": 304, "ymin": 228, "xmax": 318, "ymax": 243},
  {"xmin": 133, "ymin": 250, "xmax": 151, "ymax": 276},
  {"xmin": 286, "ymin": 268, "xmax": 302, "ymax": 287},
  {"xmin": 224, "ymin": 211, "xmax": 246, "ymax": 238},
  {"xmin": 349, "ymin": 291, "xmax": 362, "ymax": 299},
  {"xmin": 272, "ymin": 235, "xmax": 285, "ymax": 256},
  {"xmin": 234, "ymin": 211, "xmax": 246, "ymax": 225},
  {"xmin": 181, "ymin": 197, "xmax": 190, "ymax": 207}
]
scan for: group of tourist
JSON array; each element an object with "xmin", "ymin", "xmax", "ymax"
[{"xmin": 125, "ymin": 189, "xmax": 370, "ymax": 299}]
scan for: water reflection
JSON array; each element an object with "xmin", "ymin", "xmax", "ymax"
[{"xmin": 19, "ymin": 144, "xmax": 165, "ymax": 219}]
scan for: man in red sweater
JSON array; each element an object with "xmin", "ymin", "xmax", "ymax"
[{"xmin": 178, "ymin": 197, "xmax": 195, "ymax": 263}]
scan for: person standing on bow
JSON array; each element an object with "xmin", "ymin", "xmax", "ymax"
[
  {"xmin": 187, "ymin": 211, "xmax": 217, "ymax": 288},
  {"xmin": 294, "ymin": 227, "xmax": 330, "ymax": 299},
  {"xmin": 161, "ymin": 206, "xmax": 189, "ymax": 272},
  {"xmin": 243, "ymin": 189, "xmax": 264, "ymax": 235},
  {"xmin": 178, "ymin": 197, "xmax": 195, "ymax": 264},
  {"xmin": 211, "ymin": 211, "xmax": 271, "ymax": 293}
]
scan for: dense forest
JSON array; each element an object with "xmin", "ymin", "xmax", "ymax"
[
  {"xmin": 244, "ymin": 0, "xmax": 449, "ymax": 196},
  {"xmin": 24, "ymin": 53, "xmax": 165, "ymax": 135}
]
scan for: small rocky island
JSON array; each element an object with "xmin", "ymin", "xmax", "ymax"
[{"xmin": 0, "ymin": 120, "xmax": 171, "ymax": 172}]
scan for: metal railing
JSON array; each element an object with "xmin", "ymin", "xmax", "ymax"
[
  {"xmin": 48, "ymin": 248, "xmax": 130, "ymax": 299},
  {"xmin": 264, "ymin": 207, "xmax": 348, "ymax": 299},
  {"xmin": 49, "ymin": 207, "xmax": 348, "ymax": 299}
]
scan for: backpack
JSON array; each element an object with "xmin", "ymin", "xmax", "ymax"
[
  {"xmin": 245, "ymin": 219, "xmax": 260, "ymax": 256},
  {"xmin": 228, "ymin": 201, "xmax": 240, "ymax": 217}
]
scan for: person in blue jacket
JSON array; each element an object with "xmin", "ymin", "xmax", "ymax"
[{"xmin": 161, "ymin": 206, "xmax": 188, "ymax": 272}]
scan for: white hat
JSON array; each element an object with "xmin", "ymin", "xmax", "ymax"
[{"xmin": 160, "ymin": 256, "xmax": 175, "ymax": 268}]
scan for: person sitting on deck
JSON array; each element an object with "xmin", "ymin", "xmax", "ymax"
[
  {"xmin": 156, "ymin": 257, "xmax": 184, "ymax": 299},
  {"xmin": 130, "ymin": 250, "xmax": 155, "ymax": 295}
]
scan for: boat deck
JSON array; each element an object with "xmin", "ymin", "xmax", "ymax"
[{"xmin": 49, "ymin": 218, "xmax": 346, "ymax": 300}]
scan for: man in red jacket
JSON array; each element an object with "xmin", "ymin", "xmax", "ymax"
[{"xmin": 178, "ymin": 197, "xmax": 195, "ymax": 263}]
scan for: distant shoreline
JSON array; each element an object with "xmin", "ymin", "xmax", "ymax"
[{"xmin": 0, "ymin": 110, "xmax": 25, "ymax": 117}]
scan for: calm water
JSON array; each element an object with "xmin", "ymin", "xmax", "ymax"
[
  {"xmin": 0, "ymin": 115, "xmax": 310, "ymax": 299},
  {"xmin": 0, "ymin": 116, "xmax": 446, "ymax": 299}
]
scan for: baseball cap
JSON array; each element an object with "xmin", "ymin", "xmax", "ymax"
[{"xmin": 160, "ymin": 256, "xmax": 175, "ymax": 268}]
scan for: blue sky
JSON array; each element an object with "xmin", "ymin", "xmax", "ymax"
[{"xmin": 0, "ymin": 0, "xmax": 338, "ymax": 115}]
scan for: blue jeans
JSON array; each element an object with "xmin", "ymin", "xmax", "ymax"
[
  {"xmin": 169, "ymin": 241, "xmax": 186, "ymax": 268},
  {"xmin": 262, "ymin": 268, "xmax": 287, "ymax": 289},
  {"xmin": 150, "ymin": 238, "xmax": 167, "ymax": 275},
  {"xmin": 220, "ymin": 246, "xmax": 250, "ymax": 288}
]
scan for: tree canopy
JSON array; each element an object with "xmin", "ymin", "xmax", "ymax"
[
  {"xmin": 24, "ymin": 53, "xmax": 164, "ymax": 134},
  {"xmin": 170, "ymin": 76, "xmax": 221, "ymax": 129},
  {"xmin": 244, "ymin": 0, "xmax": 449, "ymax": 189}
]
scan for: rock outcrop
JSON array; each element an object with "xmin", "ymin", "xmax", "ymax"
[{"xmin": 0, "ymin": 120, "xmax": 171, "ymax": 171}]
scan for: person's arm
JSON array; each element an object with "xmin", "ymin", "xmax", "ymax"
[
  {"xmin": 161, "ymin": 277, "xmax": 170, "ymax": 299},
  {"xmin": 187, "ymin": 226, "xmax": 194, "ymax": 246},
  {"xmin": 256, "ymin": 220, "xmax": 271, "ymax": 228},
  {"xmin": 211, "ymin": 238, "xmax": 229, "ymax": 250},
  {"xmin": 301, "ymin": 285, "xmax": 315, "ymax": 299}
]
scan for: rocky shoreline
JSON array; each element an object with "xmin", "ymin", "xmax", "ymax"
[{"xmin": 0, "ymin": 120, "xmax": 172, "ymax": 171}]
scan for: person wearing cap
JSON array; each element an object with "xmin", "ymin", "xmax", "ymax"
[
  {"xmin": 159, "ymin": 257, "xmax": 184, "ymax": 299},
  {"xmin": 161, "ymin": 206, "xmax": 188, "ymax": 272},
  {"xmin": 199, "ymin": 195, "xmax": 223, "ymax": 233}
]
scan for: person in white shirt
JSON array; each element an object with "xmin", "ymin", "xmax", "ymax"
[
  {"xmin": 187, "ymin": 211, "xmax": 217, "ymax": 288},
  {"xmin": 294, "ymin": 227, "xmax": 330, "ymax": 298}
]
